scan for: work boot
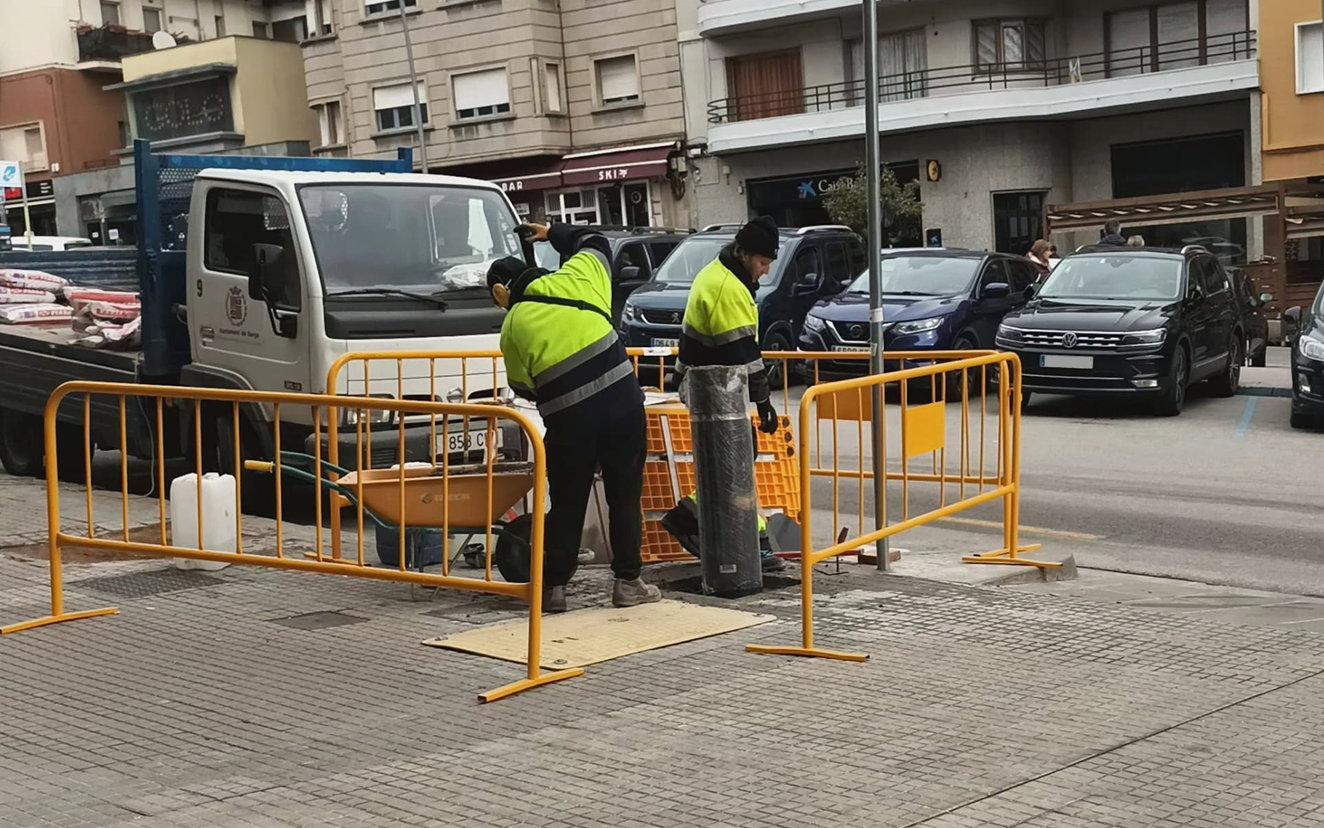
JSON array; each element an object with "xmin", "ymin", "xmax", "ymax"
[
  {"xmin": 542, "ymin": 586, "xmax": 567, "ymax": 614},
  {"xmin": 761, "ymin": 552, "xmax": 787, "ymax": 572},
  {"xmin": 612, "ymin": 578, "xmax": 662, "ymax": 608}
]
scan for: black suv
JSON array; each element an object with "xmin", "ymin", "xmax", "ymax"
[
  {"xmin": 534, "ymin": 226, "xmax": 691, "ymax": 323},
  {"xmin": 1286, "ymin": 281, "xmax": 1324, "ymax": 430},
  {"xmin": 618, "ymin": 224, "xmax": 867, "ymax": 382},
  {"xmin": 995, "ymin": 245, "xmax": 1243, "ymax": 416}
]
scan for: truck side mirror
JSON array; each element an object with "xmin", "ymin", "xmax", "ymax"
[
  {"xmin": 620, "ymin": 266, "xmax": 641, "ymax": 283},
  {"xmin": 248, "ymin": 243, "xmax": 284, "ymax": 302}
]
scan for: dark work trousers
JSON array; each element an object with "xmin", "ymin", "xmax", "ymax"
[{"xmin": 541, "ymin": 400, "xmax": 647, "ymax": 587}]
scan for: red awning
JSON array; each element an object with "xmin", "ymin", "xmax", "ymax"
[
  {"xmin": 560, "ymin": 143, "xmax": 673, "ymax": 187},
  {"xmin": 489, "ymin": 167, "xmax": 563, "ymax": 196}
]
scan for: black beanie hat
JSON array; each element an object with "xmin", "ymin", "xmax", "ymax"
[
  {"xmin": 487, "ymin": 256, "xmax": 528, "ymax": 291},
  {"xmin": 735, "ymin": 216, "xmax": 779, "ymax": 260}
]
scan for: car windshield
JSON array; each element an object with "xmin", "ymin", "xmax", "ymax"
[
  {"xmin": 652, "ymin": 237, "xmax": 780, "ymax": 286},
  {"xmin": 533, "ymin": 240, "xmax": 560, "ymax": 271},
  {"xmin": 299, "ymin": 183, "xmax": 521, "ymax": 294},
  {"xmin": 1039, "ymin": 255, "xmax": 1183, "ymax": 302},
  {"xmin": 848, "ymin": 256, "xmax": 979, "ymax": 296}
]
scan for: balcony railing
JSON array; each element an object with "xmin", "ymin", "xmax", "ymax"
[
  {"xmin": 77, "ymin": 25, "xmax": 158, "ymax": 63},
  {"xmin": 708, "ymin": 30, "xmax": 1256, "ymax": 124}
]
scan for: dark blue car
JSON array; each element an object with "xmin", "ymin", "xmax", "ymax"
[
  {"xmin": 619, "ymin": 225, "xmax": 866, "ymax": 382},
  {"xmin": 798, "ymin": 249, "xmax": 1038, "ymax": 379}
]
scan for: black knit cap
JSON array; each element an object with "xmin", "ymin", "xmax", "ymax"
[
  {"xmin": 487, "ymin": 256, "xmax": 529, "ymax": 291},
  {"xmin": 735, "ymin": 216, "xmax": 779, "ymax": 260}
]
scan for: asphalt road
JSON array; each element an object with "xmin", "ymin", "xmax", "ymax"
[{"xmin": 795, "ymin": 346, "xmax": 1324, "ymax": 596}]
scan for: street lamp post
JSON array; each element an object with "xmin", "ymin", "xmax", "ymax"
[
  {"xmin": 863, "ymin": 0, "xmax": 888, "ymax": 571},
  {"xmin": 398, "ymin": 0, "xmax": 430, "ymax": 173}
]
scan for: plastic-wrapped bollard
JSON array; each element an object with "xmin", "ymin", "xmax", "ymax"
[{"xmin": 687, "ymin": 365, "xmax": 762, "ymax": 597}]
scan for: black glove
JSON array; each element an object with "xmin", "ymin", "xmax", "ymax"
[{"xmin": 757, "ymin": 400, "xmax": 779, "ymax": 434}]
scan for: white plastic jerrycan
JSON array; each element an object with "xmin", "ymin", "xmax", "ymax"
[{"xmin": 169, "ymin": 473, "xmax": 236, "ymax": 571}]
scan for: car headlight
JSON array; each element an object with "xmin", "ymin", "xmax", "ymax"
[
  {"xmin": 996, "ymin": 323, "xmax": 1023, "ymax": 342},
  {"xmin": 1121, "ymin": 328, "xmax": 1167, "ymax": 347},
  {"xmin": 1301, "ymin": 333, "xmax": 1324, "ymax": 362},
  {"xmin": 343, "ymin": 394, "xmax": 395, "ymax": 426},
  {"xmin": 621, "ymin": 301, "xmax": 637, "ymax": 322},
  {"xmin": 891, "ymin": 317, "xmax": 943, "ymax": 336},
  {"xmin": 804, "ymin": 314, "xmax": 826, "ymax": 333}
]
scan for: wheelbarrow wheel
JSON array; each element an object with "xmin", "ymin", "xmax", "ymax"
[{"xmin": 494, "ymin": 513, "xmax": 578, "ymax": 585}]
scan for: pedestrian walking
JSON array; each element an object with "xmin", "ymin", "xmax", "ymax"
[
  {"xmin": 1127, "ymin": 235, "xmax": 1146, "ymax": 247},
  {"xmin": 1028, "ymin": 239, "xmax": 1053, "ymax": 281},
  {"xmin": 1098, "ymin": 219, "xmax": 1128, "ymax": 247},
  {"xmin": 486, "ymin": 223, "xmax": 662, "ymax": 613}
]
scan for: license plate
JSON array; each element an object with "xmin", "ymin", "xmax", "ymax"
[
  {"xmin": 437, "ymin": 427, "xmax": 503, "ymax": 456},
  {"xmin": 1041, "ymin": 354, "xmax": 1094, "ymax": 370},
  {"xmin": 833, "ymin": 345, "xmax": 867, "ymax": 353},
  {"xmin": 652, "ymin": 338, "xmax": 679, "ymax": 348}
]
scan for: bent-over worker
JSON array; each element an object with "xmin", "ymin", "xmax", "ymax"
[{"xmin": 487, "ymin": 223, "xmax": 662, "ymax": 613}]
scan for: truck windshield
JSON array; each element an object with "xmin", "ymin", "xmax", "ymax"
[{"xmin": 298, "ymin": 183, "xmax": 521, "ymax": 295}]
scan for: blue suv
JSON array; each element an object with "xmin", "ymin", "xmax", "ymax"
[
  {"xmin": 619, "ymin": 224, "xmax": 866, "ymax": 382},
  {"xmin": 798, "ymin": 249, "xmax": 1037, "ymax": 378}
]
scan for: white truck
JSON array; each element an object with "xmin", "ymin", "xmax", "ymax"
[{"xmin": 0, "ymin": 141, "xmax": 522, "ymax": 483}]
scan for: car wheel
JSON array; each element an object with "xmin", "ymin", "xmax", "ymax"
[
  {"xmin": 1155, "ymin": 346, "xmax": 1188, "ymax": 417},
  {"xmin": 1290, "ymin": 410, "xmax": 1316, "ymax": 430},
  {"xmin": 945, "ymin": 334, "xmax": 981, "ymax": 401},
  {"xmin": 0, "ymin": 409, "xmax": 45, "ymax": 477},
  {"xmin": 1209, "ymin": 336, "xmax": 1241, "ymax": 397},
  {"xmin": 762, "ymin": 329, "xmax": 793, "ymax": 389},
  {"xmin": 1020, "ymin": 391, "xmax": 1033, "ymax": 411}
]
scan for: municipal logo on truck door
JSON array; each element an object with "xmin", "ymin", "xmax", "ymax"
[{"xmin": 226, "ymin": 286, "xmax": 248, "ymax": 326}]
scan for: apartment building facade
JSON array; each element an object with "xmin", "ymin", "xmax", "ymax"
[
  {"xmin": 300, "ymin": 0, "xmax": 688, "ymax": 227},
  {"xmin": 0, "ymin": 0, "xmax": 312, "ymax": 237},
  {"xmin": 680, "ymin": 0, "xmax": 1264, "ymax": 258}
]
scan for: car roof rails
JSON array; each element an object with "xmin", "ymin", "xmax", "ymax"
[
  {"xmin": 795, "ymin": 224, "xmax": 855, "ymax": 235},
  {"xmin": 628, "ymin": 226, "xmax": 695, "ymax": 235},
  {"xmin": 701, "ymin": 223, "xmax": 743, "ymax": 232},
  {"xmin": 1180, "ymin": 244, "xmax": 1210, "ymax": 255}
]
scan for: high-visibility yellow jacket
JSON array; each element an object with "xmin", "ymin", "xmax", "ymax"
[
  {"xmin": 677, "ymin": 246, "xmax": 770, "ymax": 403},
  {"xmin": 500, "ymin": 226, "xmax": 639, "ymax": 422}
]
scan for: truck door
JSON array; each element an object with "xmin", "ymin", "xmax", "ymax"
[{"xmin": 191, "ymin": 184, "xmax": 308, "ymax": 393}]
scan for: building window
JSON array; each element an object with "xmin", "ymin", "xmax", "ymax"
[
  {"xmin": 1298, "ymin": 22, "xmax": 1324, "ymax": 94},
  {"xmin": 595, "ymin": 55, "xmax": 640, "ymax": 106},
  {"xmin": 143, "ymin": 6, "xmax": 162, "ymax": 33},
  {"xmin": 272, "ymin": 16, "xmax": 308, "ymax": 42},
  {"xmin": 374, "ymin": 82, "xmax": 428, "ymax": 131},
  {"xmin": 543, "ymin": 61, "xmax": 564, "ymax": 114},
  {"xmin": 452, "ymin": 68, "xmax": 511, "ymax": 120},
  {"xmin": 973, "ymin": 19, "xmax": 1046, "ymax": 71},
  {"xmin": 100, "ymin": 1, "xmax": 120, "ymax": 25},
  {"xmin": 252, "ymin": 21, "xmax": 270, "ymax": 38},
  {"xmin": 1106, "ymin": 0, "xmax": 1250, "ymax": 77},
  {"xmin": 0, "ymin": 124, "xmax": 48, "ymax": 173},
  {"xmin": 546, "ymin": 189, "xmax": 599, "ymax": 225},
  {"xmin": 365, "ymin": 0, "xmax": 416, "ymax": 16},
  {"xmin": 315, "ymin": 100, "xmax": 344, "ymax": 146},
  {"xmin": 847, "ymin": 29, "xmax": 927, "ymax": 104},
  {"xmin": 309, "ymin": 0, "xmax": 333, "ymax": 37},
  {"xmin": 214, "ymin": 14, "xmax": 226, "ymax": 36}
]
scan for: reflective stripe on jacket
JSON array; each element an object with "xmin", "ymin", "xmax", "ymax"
[
  {"xmin": 677, "ymin": 245, "xmax": 770, "ymax": 403},
  {"xmin": 499, "ymin": 227, "xmax": 637, "ymax": 421}
]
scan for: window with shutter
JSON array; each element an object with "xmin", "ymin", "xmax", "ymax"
[
  {"xmin": 544, "ymin": 62, "xmax": 563, "ymax": 113},
  {"xmin": 972, "ymin": 19, "xmax": 1045, "ymax": 73},
  {"xmin": 595, "ymin": 56, "xmax": 639, "ymax": 106},
  {"xmin": 1156, "ymin": 2, "xmax": 1199, "ymax": 70},
  {"xmin": 1298, "ymin": 22, "xmax": 1324, "ymax": 94},
  {"xmin": 1106, "ymin": 8, "xmax": 1151, "ymax": 77},
  {"xmin": 1205, "ymin": 0, "xmax": 1249, "ymax": 62},
  {"xmin": 373, "ymin": 82, "xmax": 429, "ymax": 131},
  {"xmin": 452, "ymin": 68, "xmax": 511, "ymax": 120}
]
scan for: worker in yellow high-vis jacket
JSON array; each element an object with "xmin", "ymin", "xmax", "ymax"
[
  {"xmin": 487, "ymin": 223, "xmax": 662, "ymax": 613},
  {"xmin": 669, "ymin": 216, "xmax": 785, "ymax": 571}
]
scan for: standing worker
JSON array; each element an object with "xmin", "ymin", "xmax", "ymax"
[
  {"xmin": 666, "ymin": 216, "xmax": 785, "ymax": 571},
  {"xmin": 486, "ymin": 223, "xmax": 662, "ymax": 613}
]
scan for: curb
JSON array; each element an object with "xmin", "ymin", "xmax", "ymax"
[{"xmin": 1237, "ymin": 386, "xmax": 1292, "ymax": 398}]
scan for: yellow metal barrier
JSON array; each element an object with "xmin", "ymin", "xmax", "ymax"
[
  {"xmin": 747, "ymin": 352, "xmax": 1054, "ymax": 662},
  {"xmin": 0, "ymin": 381, "xmax": 579, "ymax": 704}
]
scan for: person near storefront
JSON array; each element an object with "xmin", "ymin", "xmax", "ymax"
[{"xmin": 486, "ymin": 223, "xmax": 662, "ymax": 613}]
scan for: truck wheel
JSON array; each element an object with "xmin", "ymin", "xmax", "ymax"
[
  {"xmin": 54, "ymin": 424, "xmax": 90, "ymax": 483},
  {"xmin": 0, "ymin": 409, "xmax": 45, "ymax": 477},
  {"xmin": 205, "ymin": 409, "xmax": 274, "ymax": 513}
]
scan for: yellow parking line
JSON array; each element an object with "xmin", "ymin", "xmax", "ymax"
[{"xmin": 938, "ymin": 516, "xmax": 1104, "ymax": 541}]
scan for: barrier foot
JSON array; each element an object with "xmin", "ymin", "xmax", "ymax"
[
  {"xmin": 746, "ymin": 644, "xmax": 870, "ymax": 662},
  {"xmin": 962, "ymin": 544, "xmax": 1060, "ymax": 569},
  {"xmin": 1, "ymin": 606, "xmax": 119, "ymax": 635},
  {"xmin": 478, "ymin": 667, "xmax": 584, "ymax": 703}
]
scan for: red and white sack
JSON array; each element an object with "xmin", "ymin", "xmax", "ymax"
[
  {"xmin": 63, "ymin": 287, "xmax": 138, "ymax": 308},
  {"xmin": 0, "ymin": 286, "xmax": 56, "ymax": 304},
  {"xmin": 84, "ymin": 299, "xmax": 140, "ymax": 322},
  {"xmin": 0, "ymin": 268, "xmax": 68, "ymax": 291},
  {"xmin": 0, "ymin": 303, "xmax": 74, "ymax": 324}
]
